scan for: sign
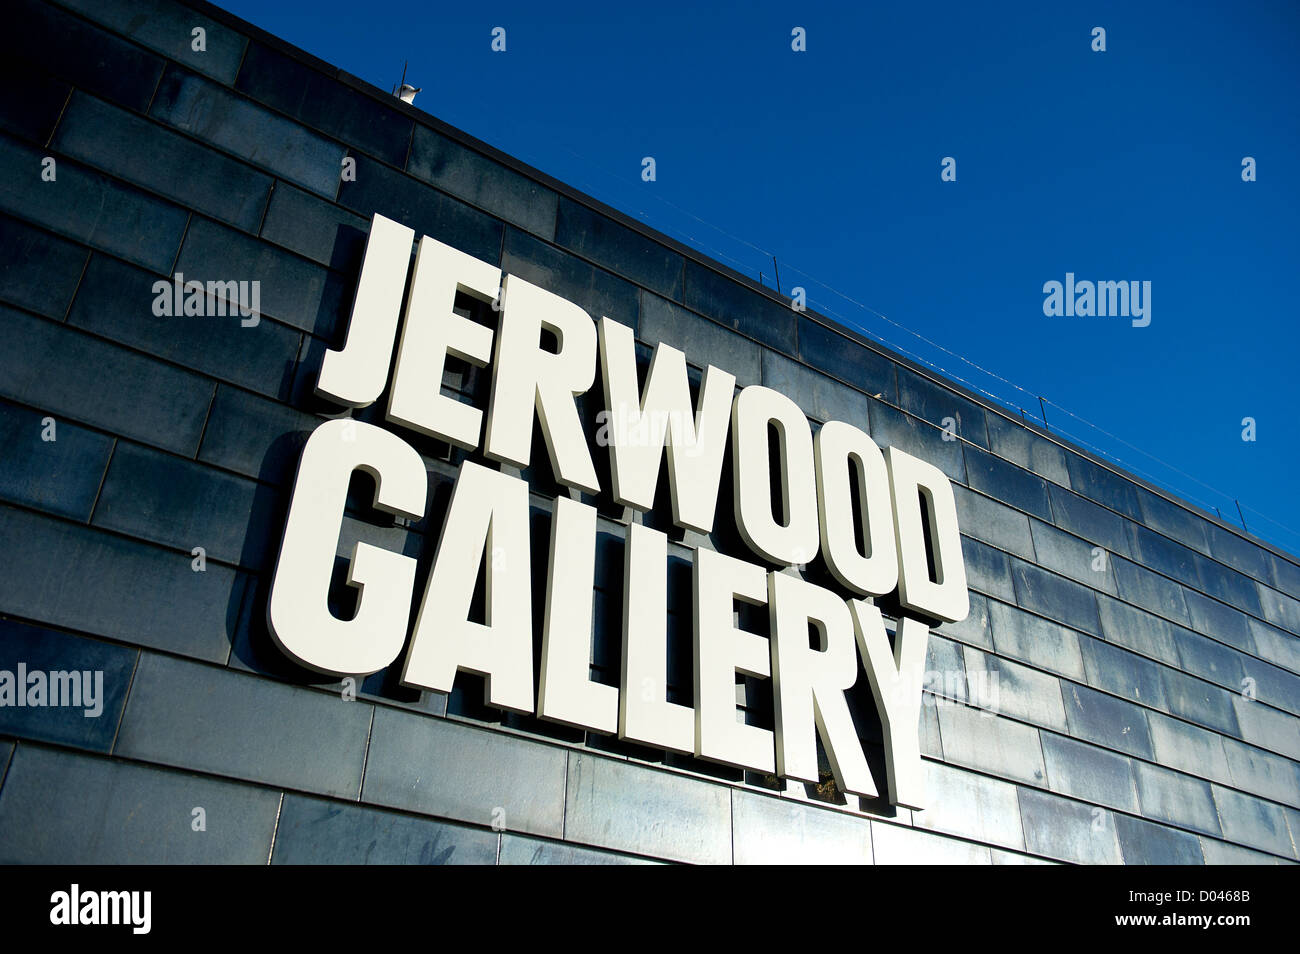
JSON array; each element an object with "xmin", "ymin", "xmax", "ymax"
[{"xmin": 266, "ymin": 214, "xmax": 970, "ymax": 810}]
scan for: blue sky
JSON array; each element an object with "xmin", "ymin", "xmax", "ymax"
[{"xmin": 221, "ymin": 0, "xmax": 1300, "ymax": 556}]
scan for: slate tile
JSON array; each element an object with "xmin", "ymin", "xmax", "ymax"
[
  {"xmin": 1126, "ymin": 521, "xmax": 1202, "ymax": 590},
  {"xmin": 988, "ymin": 600, "xmax": 1085, "ymax": 680},
  {"xmin": 1269, "ymin": 554, "xmax": 1300, "ymax": 601},
  {"xmin": 338, "ymin": 151, "xmax": 501, "ymax": 266},
  {"xmin": 1195, "ymin": 553, "xmax": 1265, "ymax": 618},
  {"xmin": 935, "ymin": 590, "xmax": 993, "ymax": 650},
  {"xmin": 638, "ymin": 290, "xmax": 759, "ymax": 385},
  {"xmin": 197, "ymin": 385, "xmax": 319, "ymax": 487},
  {"xmin": 964, "ymin": 445, "xmax": 1052, "ymax": 520},
  {"xmin": 0, "ymin": 214, "xmax": 88, "ymax": 319},
  {"xmin": 0, "ymin": 398, "xmax": 112, "ymax": 521},
  {"xmin": 53, "ymin": 91, "xmax": 271, "ymax": 233},
  {"xmin": 3, "ymin": 0, "xmax": 163, "ymax": 113},
  {"xmin": 1158, "ymin": 667, "xmax": 1240, "ymax": 737},
  {"xmin": 1199, "ymin": 838, "xmax": 1282, "ymax": 865},
  {"xmin": 962, "ymin": 536, "xmax": 1016, "ymax": 603},
  {"xmin": 1220, "ymin": 737, "xmax": 1300, "ymax": 808},
  {"xmin": 913, "ymin": 760, "xmax": 1025, "ymax": 850},
  {"xmin": 1212, "ymin": 784, "xmax": 1294, "ymax": 857},
  {"xmin": 175, "ymin": 216, "xmax": 347, "ymax": 339},
  {"xmin": 116, "ymin": 652, "xmax": 371, "ymax": 798},
  {"xmin": 1133, "ymin": 761, "xmax": 1222, "ymax": 836},
  {"xmin": 502, "ymin": 226, "xmax": 638, "ymax": 329},
  {"xmin": 1095, "ymin": 593, "xmax": 1180, "ymax": 666},
  {"xmin": 871, "ymin": 821, "xmax": 992, "ymax": 864},
  {"xmin": 0, "ymin": 504, "xmax": 239, "ymax": 664},
  {"xmin": 682, "ymin": 260, "xmax": 796, "ymax": 354},
  {"xmin": 1115, "ymin": 814, "xmax": 1205, "ymax": 864},
  {"xmin": 1041, "ymin": 732, "xmax": 1138, "ymax": 812},
  {"xmin": 1172, "ymin": 625, "xmax": 1246, "ymax": 690},
  {"xmin": 1030, "ymin": 518, "xmax": 1116, "ymax": 594},
  {"xmin": 1060, "ymin": 681, "xmax": 1153, "ymax": 759},
  {"xmin": 984, "ymin": 412, "xmax": 1070, "ymax": 487},
  {"xmin": 1018, "ymin": 787, "xmax": 1121, "ymax": 864},
  {"xmin": 498, "ymin": 833, "xmax": 658, "ymax": 865},
  {"xmin": 797, "ymin": 317, "xmax": 898, "ymax": 404},
  {"xmin": 91, "ymin": 441, "xmax": 273, "ymax": 570},
  {"xmin": 1247, "ymin": 618, "xmax": 1300, "ymax": 675},
  {"xmin": 1135, "ymin": 486, "xmax": 1210, "ymax": 555},
  {"xmin": 1078, "ymin": 636, "xmax": 1167, "ymax": 709},
  {"xmin": 0, "ymin": 619, "xmax": 135, "ymax": 751},
  {"xmin": 1257, "ymin": 583, "xmax": 1300, "ymax": 635},
  {"xmin": 1112, "ymin": 558, "xmax": 1190, "ymax": 627},
  {"xmin": 68, "ymin": 253, "xmax": 302, "ymax": 400},
  {"xmin": 762, "ymin": 349, "xmax": 870, "ymax": 427},
  {"xmin": 895, "ymin": 365, "xmax": 989, "ymax": 449},
  {"xmin": 363, "ymin": 707, "xmax": 567, "ymax": 839},
  {"xmin": 1064, "ymin": 452, "xmax": 1143, "ymax": 521},
  {"xmin": 54, "ymin": 0, "xmax": 249, "ymax": 84},
  {"xmin": 1046, "ymin": 483, "xmax": 1132, "ymax": 559},
  {"xmin": 150, "ymin": 66, "xmax": 345, "ymax": 197},
  {"xmin": 1184, "ymin": 588, "xmax": 1256, "ymax": 655},
  {"xmin": 1231, "ymin": 696, "xmax": 1300, "ymax": 762},
  {"xmin": 1204, "ymin": 521, "xmax": 1274, "ymax": 583},
  {"xmin": 954, "ymin": 486, "xmax": 1034, "ymax": 560},
  {"xmin": 0, "ymin": 59, "xmax": 69, "ymax": 149},
  {"xmin": 1147, "ymin": 710, "xmax": 1232, "ymax": 784},
  {"xmin": 935, "ymin": 703, "xmax": 1046, "ymax": 785},
  {"xmin": 964, "ymin": 646, "xmax": 1067, "ymax": 731},
  {"xmin": 1010, "ymin": 559, "xmax": 1101, "ymax": 635},
  {"xmin": 731, "ymin": 789, "xmax": 874, "ymax": 863},
  {"xmin": 0, "ymin": 744, "xmax": 279, "ymax": 863},
  {"xmin": 259, "ymin": 183, "xmax": 369, "ymax": 272},
  {"xmin": 1, "ymin": 305, "xmax": 213, "ymax": 457},
  {"xmin": 236, "ymin": 42, "xmax": 412, "ymax": 166},
  {"xmin": 867, "ymin": 399, "xmax": 965, "ymax": 483},
  {"xmin": 564, "ymin": 752, "xmax": 731, "ymax": 863},
  {"xmin": 0, "ymin": 132, "xmax": 188, "ymax": 274},
  {"xmin": 271, "ymin": 794, "xmax": 499, "ymax": 865}
]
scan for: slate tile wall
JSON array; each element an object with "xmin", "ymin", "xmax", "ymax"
[{"xmin": 0, "ymin": 0, "xmax": 1296, "ymax": 864}]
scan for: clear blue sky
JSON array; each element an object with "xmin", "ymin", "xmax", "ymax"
[{"xmin": 220, "ymin": 0, "xmax": 1300, "ymax": 556}]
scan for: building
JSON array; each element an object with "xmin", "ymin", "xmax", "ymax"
[{"xmin": 0, "ymin": 0, "xmax": 1297, "ymax": 865}]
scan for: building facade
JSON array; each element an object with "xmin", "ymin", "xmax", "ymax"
[{"xmin": 0, "ymin": 0, "xmax": 1297, "ymax": 864}]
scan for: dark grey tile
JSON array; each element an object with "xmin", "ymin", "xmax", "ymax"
[
  {"xmin": 1195, "ymin": 553, "xmax": 1265, "ymax": 619},
  {"xmin": 1112, "ymin": 558, "xmax": 1190, "ymax": 626},
  {"xmin": 1247, "ymin": 618, "xmax": 1300, "ymax": 675},
  {"xmin": 1095, "ymin": 594, "xmax": 1180, "ymax": 666},
  {"xmin": 0, "ymin": 398, "xmax": 112, "ymax": 521},
  {"xmin": 0, "ymin": 744, "xmax": 279, "ymax": 863},
  {"xmin": 732, "ymin": 789, "xmax": 875, "ymax": 862},
  {"xmin": 1018, "ymin": 787, "xmax": 1121, "ymax": 864},
  {"xmin": 962, "ymin": 536, "xmax": 1016, "ymax": 603},
  {"xmin": 1135, "ymin": 487, "xmax": 1210, "ymax": 555},
  {"xmin": 68, "ymin": 253, "xmax": 302, "ymax": 401},
  {"xmin": 175, "ymin": 217, "xmax": 347, "ymax": 339},
  {"xmin": 638, "ymin": 290, "xmax": 759, "ymax": 385},
  {"xmin": 0, "ymin": 132, "xmax": 188, "ymax": 274},
  {"xmin": 1248, "ymin": 659, "xmax": 1300, "ymax": 719},
  {"xmin": 1158, "ymin": 667, "xmax": 1240, "ymax": 737},
  {"xmin": 867, "ymin": 399, "xmax": 965, "ymax": 483},
  {"xmin": 259, "ymin": 183, "xmax": 369, "ymax": 272},
  {"xmin": 1205, "ymin": 521, "xmax": 1274, "ymax": 583},
  {"xmin": 984, "ymin": 412, "xmax": 1070, "ymax": 486},
  {"xmin": 1221, "ymin": 736, "xmax": 1300, "ymax": 808},
  {"xmin": 338, "ymin": 151, "xmax": 502, "ymax": 266},
  {"xmin": 1184, "ymin": 588, "xmax": 1256, "ymax": 655},
  {"xmin": 150, "ymin": 66, "xmax": 345, "ymax": 198},
  {"xmin": 964, "ymin": 646, "xmax": 1067, "ymax": 731},
  {"xmin": 0, "ymin": 214, "xmax": 87, "ymax": 319},
  {"xmin": 271, "ymin": 794, "xmax": 499, "ymax": 864},
  {"xmin": 1010, "ymin": 559, "xmax": 1101, "ymax": 635},
  {"xmin": 1147, "ymin": 710, "xmax": 1232, "ymax": 783},
  {"xmin": 499, "ymin": 833, "xmax": 658, "ymax": 865},
  {"xmin": 197, "ymin": 385, "xmax": 319, "ymax": 487},
  {"xmin": 0, "ymin": 619, "xmax": 135, "ymax": 751},
  {"xmin": 913, "ymin": 760, "xmax": 1025, "ymax": 850},
  {"xmin": 0, "ymin": 305, "xmax": 213, "ymax": 457},
  {"xmin": 0, "ymin": 59, "xmax": 70, "ymax": 145},
  {"xmin": 53, "ymin": 91, "xmax": 272, "ymax": 233},
  {"xmin": 895, "ymin": 365, "xmax": 989, "ymax": 449},
  {"xmin": 3, "ymin": 0, "xmax": 163, "ymax": 112},
  {"xmin": 1172, "ymin": 625, "xmax": 1246, "ymax": 690},
  {"xmin": 762, "ymin": 349, "xmax": 870, "ymax": 426},
  {"xmin": 1078, "ymin": 636, "xmax": 1168, "ymax": 709},
  {"xmin": 1211, "ymin": 784, "xmax": 1292, "ymax": 857},
  {"xmin": 935, "ymin": 703, "xmax": 1046, "ymax": 785},
  {"xmin": 935, "ymin": 590, "xmax": 993, "ymax": 650},
  {"xmin": 1041, "ymin": 732, "xmax": 1138, "ymax": 812},
  {"xmin": 988, "ymin": 600, "xmax": 1085, "ymax": 680},
  {"xmin": 91, "ymin": 442, "xmax": 272, "ymax": 570},
  {"xmin": 1256, "ymin": 583, "xmax": 1300, "ymax": 635},
  {"xmin": 236, "ymin": 42, "xmax": 412, "ymax": 166},
  {"xmin": 1046, "ymin": 483, "xmax": 1133, "ymax": 559},
  {"xmin": 1133, "ymin": 761, "xmax": 1221, "ymax": 836},
  {"xmin": 1229, "ymin": 696, "xmax": 1300, "ymax": 763},
  {"xmin": 0, "ymin": 504, "xmax": 240, "ymax": 664},
  {"xmin": 1060, "ymin": 681, "xmax": 1153, "ymax": 759},
  {"xmin": 954, "ymin": 486, "xmax": 1034, "ymax": 560},
  {"xmin": 872, "ymin": 820, "xmax": 992, "ymax": 864},
  {"xmin": 1126, "ymin": 521, "xmax": 1202, "ymax": 590},
  {"xmin": 116, "ymin": 653, "xmax": 371, "ymax": 798},
  {"xmin": 1030, "ymin": 518, "xmax": 1116, "ymax": 594},
  {"xmin": 53, "ymin": 0, "xmax": 248, "ymax": 84},
  {"xmin": 502, "ymin": 227, "xmax": 639, "ymax": 330},
  {"xmin": 1115, "ymin": 814, "xmax": 1204, "ymax": 864},
  {"xmin": 564, "ymin": 753, "xmax": 731, "ymax": 864},
  {"xmin": 964, "ymin": 445, "xmax": 1052, "ymax": 520},
  {"xmin": 1064, "ymin": 452, "xmax": 1142, "ymax": 521},
  {"xmin": 682, "ymin": 260, "xmax": 795, "ymax": 354},
  {"xmin": 363, "ymin": 707, "xmax": 567, "ymax": 839},
  {"xmin": 1269, "ymin": 554, "xmax": 1300, "ymax": 601},
  {"xmin": 797, "ymin": 317, "xmax": 898, "ymax": 404},
  {"xmin": 1200, "ymin": 837, "xmax": 1282, "ymax": 865}
]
